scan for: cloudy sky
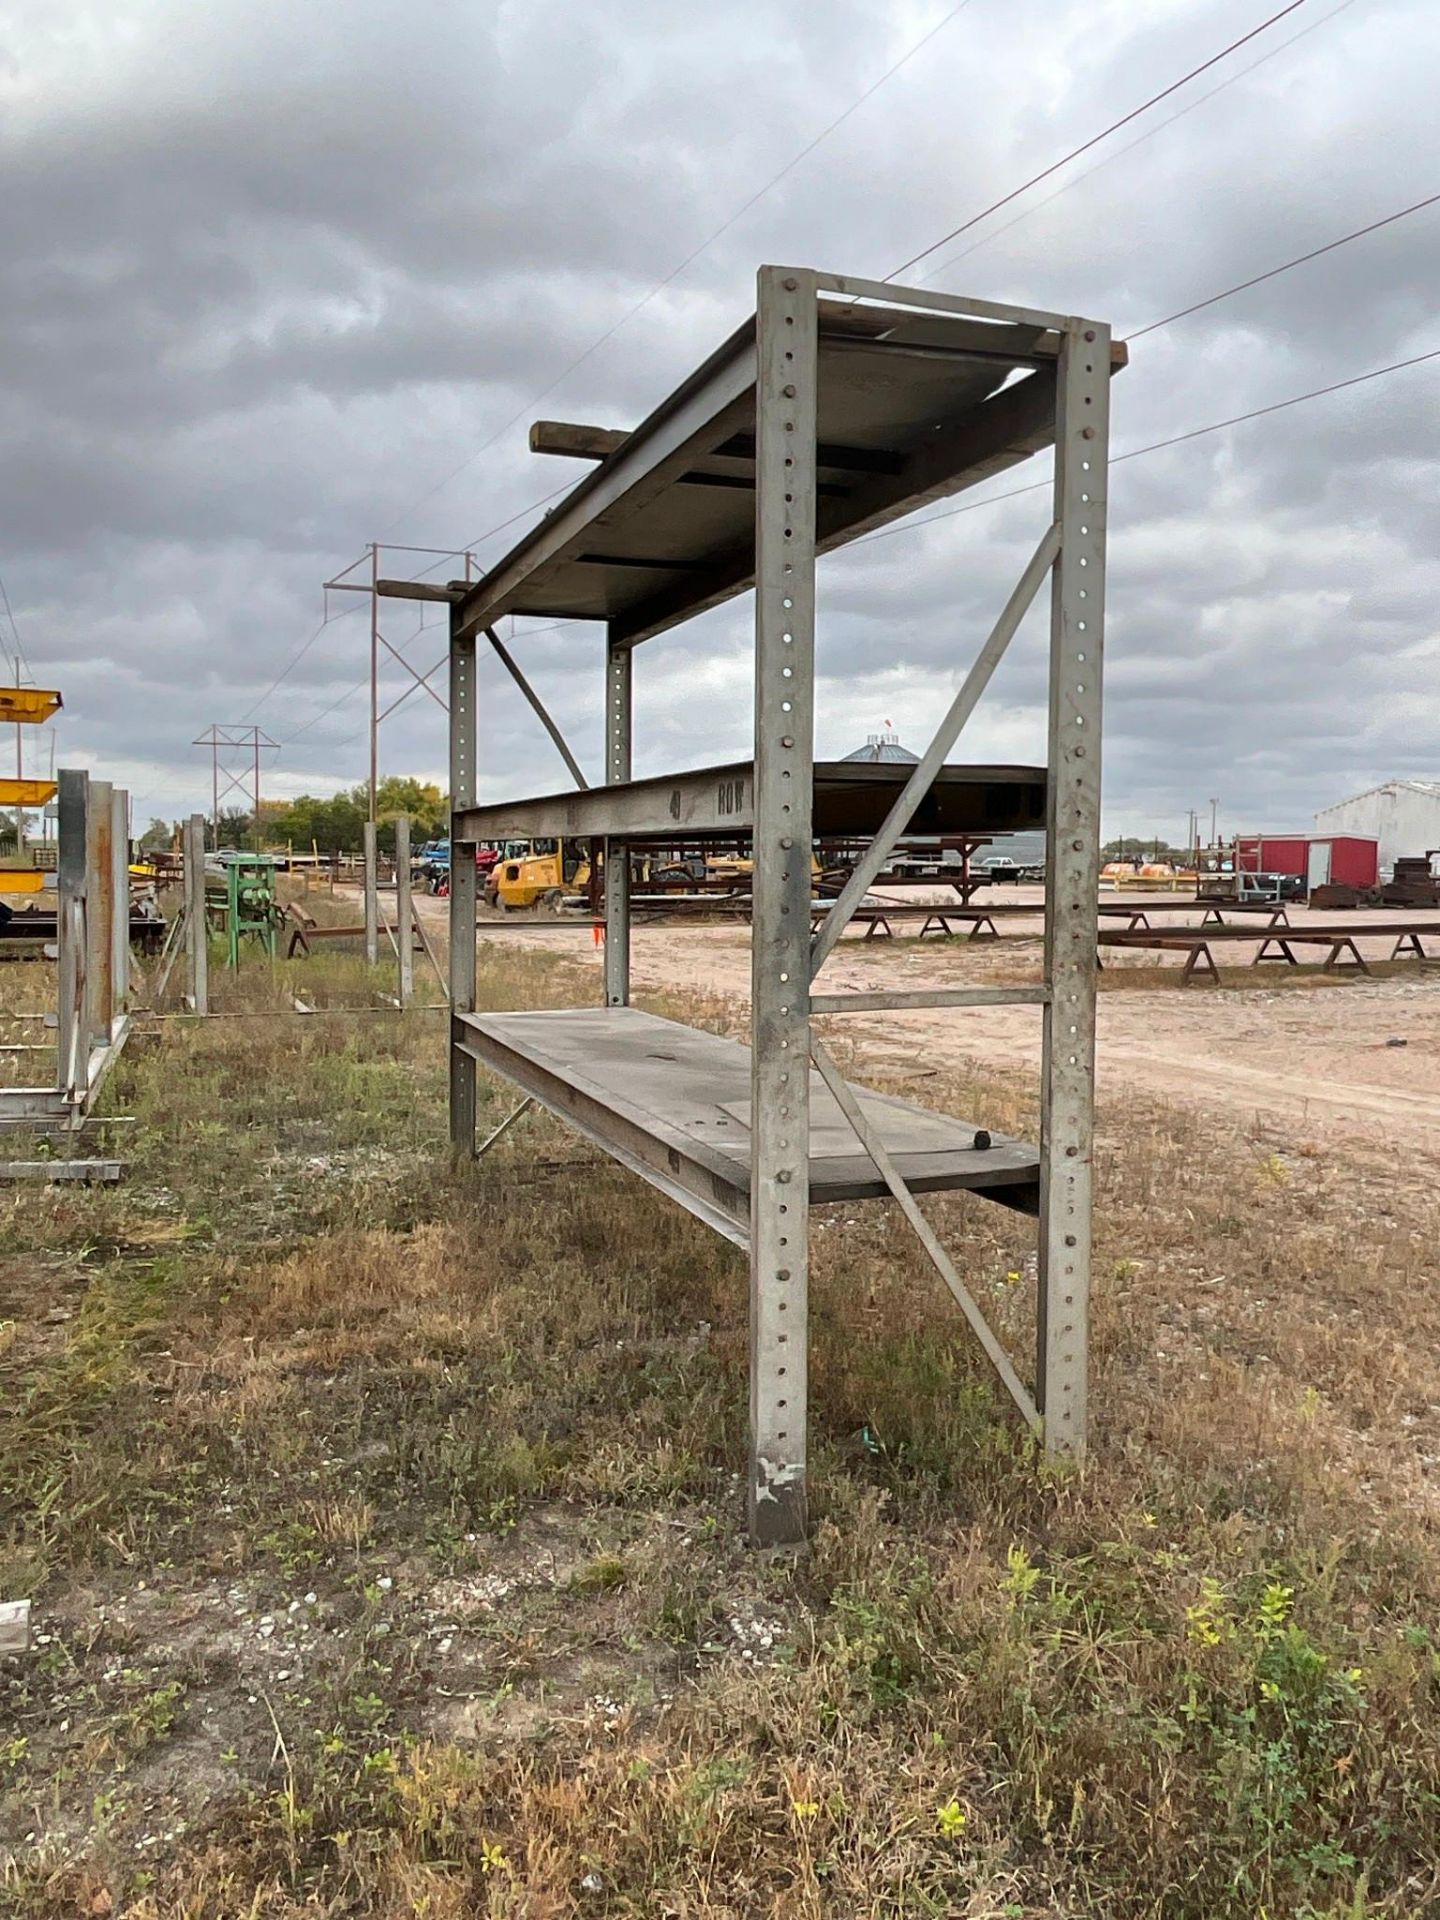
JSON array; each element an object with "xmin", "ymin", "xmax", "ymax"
[{"xmin": 3, "ymin": 0, "xmax": 1437, "ymax": 840}]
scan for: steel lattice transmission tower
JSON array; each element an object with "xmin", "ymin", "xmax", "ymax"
[{"xmin": 193, "ymin": 725, "xmax": 279, "ymax": 849}]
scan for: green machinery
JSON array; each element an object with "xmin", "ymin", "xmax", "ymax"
[{"xmin": 205, "ymin": 854, "xmax": 283, "ymax": 967}]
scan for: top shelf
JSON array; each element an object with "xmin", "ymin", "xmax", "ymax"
[{"xmin": 402, "ymin": 274, "xmax": 1124, "ymax": 650}]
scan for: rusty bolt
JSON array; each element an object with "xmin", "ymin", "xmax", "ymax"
[{"xmin": 783, "ymin": 276, "xmax": 799, "ymax": 291}]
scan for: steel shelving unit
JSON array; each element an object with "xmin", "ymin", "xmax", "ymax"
[
  {"xmin": 382, "ymin": 267, "xmax": 1122, "ymax": 1544},
  {"xmin": 2, "ymin": 769, "xmax": 133, "ymax": 1133}
]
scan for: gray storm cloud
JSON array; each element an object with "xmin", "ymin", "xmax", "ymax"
[{"xmin": 2, "ymin": 0, "xmax": 1436, "ymax": 838}]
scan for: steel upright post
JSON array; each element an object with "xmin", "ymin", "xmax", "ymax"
[
  {"xmin": 1037, "ymin": 317, "xmax": 1111, "ymax": 1459},
  {"xmin": 395, "ymin": 814, "xmax": 413, "ymax": 1007},
  {"xmin": 185, "ymin": 813, "xmax": 208, "ymax": 1015},
  {"xmin": 56, "ymin": 770, "xmax": 89, "ymax": 1100},
  {"xmin": 603, "ymin": 635, "xmax": 632, "ymax": 1007},
  {"xmin": 448, "ymin": 604, "xmax": 478, "ymax": 1150},
  {"xmin": 747, "ymin": 267, "xmax": 818, "ymax": 1547},
  {"xmin": 363, "ymin": 821, "xmax": 379, "ymax": 964},
  {"xmin": 110, "ymin": 788, "xmax": 129, "ymax": 1019},
  {"xmin": 86, "ymin": 779, "xmax": 115, "ymax": 1048},
  {"xmin": 369, "ymin": 542, "xmax": 380, "ymax": 830},
  {"xmin": 13, "ymin": 703, "xmax": 23, "ymax": 860}
]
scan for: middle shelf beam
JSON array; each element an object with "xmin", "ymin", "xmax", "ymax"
[{"xmin": 455, "ymin": 758, "xmax": 1048, "ymax": 844}]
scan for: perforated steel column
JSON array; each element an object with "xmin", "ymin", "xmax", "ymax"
[
  {"xmin": 363, "ymin": 822, "xmax": 379, "ymax": 965},
  {"xmin": 604, "ymin": 633, "xmax": 631, "ymax": 1007},
  {"xmin": 184, "ymin": 813, "xmax": 208, "ymax": 1016},
  {"xmin": 86, "ymin": 779, "xmax": 115, "ymax": 1046},
  {"xmin": 449, "ymin": 605, "xmax": 478, "ymax": 1151},
  {"xmin": 1038, "ymin": 318, "xmax": 1111, "ymax": 1455},
  {"xmin": 56, "ymin": 770, "xmax": 90, "ymax": 1099},
  {"xmin": 111, "ymin": 788, "xmax": 130, "ymax": 1020},
  {"xmin": 395, "ymin": 814, "xmax": 413, "ymax": 1007},
  {"xmin": 747, "ymin": 267, "xmax": 817, "ymax": 1546}
]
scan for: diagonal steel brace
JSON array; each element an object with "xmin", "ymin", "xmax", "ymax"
[{"xmin": 809, "ymin": 1036, "xmax": 1039, "ymax": 1430}]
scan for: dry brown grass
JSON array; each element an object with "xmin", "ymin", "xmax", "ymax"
[{"xmin": 2, "ymin": 937, "xmax": 1440, "ymax": 1917}]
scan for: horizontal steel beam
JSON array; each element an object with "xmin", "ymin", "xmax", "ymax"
[
  {"xmin": 454, "ymin": 760, "xmax": 1047, "ymax": 843},
  {"xmin": 810, "ymin": 986, "xmax": 1050, "ymax": 1013},
  {"xmin": 529, "ymin": 425, "xmax": 849, "ymax": 500},
  {"xmin": 812, "ymin": 272, "xmax": 1072, "ymax": 333}
]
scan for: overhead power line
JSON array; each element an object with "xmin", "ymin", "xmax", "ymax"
[
  {"xmin": 288, "ymin": 346, "xmax": 1440, "ymax": 761},
  {"xmin": 0, "ymin": 569, "xmax": 29, "ymax": 682},
  {"xmin": 1114, "ymin": 346, "xmax": 1440, "ymax": 458},
  {"xmin": 885, "ymin": 0, "xmax": 1311, "ymax": 282},
  {"xmin": 917, "ymin": 0, "xmax": 1357, "ymax": 287},
  {"xmin": 374, "ymin": 0, "xmax": 981, "ymax": 541},
  {"xmin": 1130, "ymin": 188, "xmax": 1440, "ymax": 338},
  {"xmin": 240, "ymin": 600, "xmax": 367, "ymax": 722},
  {"xmin": 854, "ymin": 345, "xmax": 1440, "ymax": 548},
  {"xmin": 245, "ymin": 479, "xmax": 576, "ymax": 722}
]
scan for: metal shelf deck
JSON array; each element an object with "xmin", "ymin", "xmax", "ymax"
[
  {"xmin": 419, "ymin": 292, "xmax": 1125, "ymax": 650},
  {"xmin": 457, "ymin": 1006, "xmax": 1039, "ymax": 1245}
]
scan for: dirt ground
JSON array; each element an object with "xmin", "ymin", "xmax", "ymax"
[
  {"xmin": 409, "ymin": 885, "xmax": 1440, "ymax": 1174},
  {"xmin": 8, "ymin": 908, "xmax": 1440, "ymax": 1915}
]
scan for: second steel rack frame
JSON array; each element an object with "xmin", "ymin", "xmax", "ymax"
[
  {"xmin": 381, "ymin": 266, "xmax": 1121, "ymax": 1545},
  {"xmin": 1, "ymin": 769, "xmax": 133, "ymax": 1132}
]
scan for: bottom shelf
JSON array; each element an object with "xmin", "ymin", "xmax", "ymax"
[{"xmin": 457, "ymin": 1006, "xmax": 1039, "ymax": 1246}]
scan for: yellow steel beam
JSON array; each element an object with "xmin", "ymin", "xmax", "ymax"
[
  {"xmin": 0, "ymin": 777, "xmax": 58, "ymax": 807},
  {"xmin": 0, "ymin": 687, "xmax": 63, "ymax": 725},
  {"xmin": 0, "ymin": 870, "xmax": 51, "ymax": 894}
]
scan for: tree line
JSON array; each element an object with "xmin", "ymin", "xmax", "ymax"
[{"xmin": 137, "ymin": 777, "xmax": 448, "ymax": 859}]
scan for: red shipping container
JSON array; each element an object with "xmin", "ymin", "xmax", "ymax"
[{"xmin": 1236, "ymin": 834, "xmax": 1377, "ymax": 889}]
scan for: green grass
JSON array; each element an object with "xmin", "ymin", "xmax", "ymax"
[{"xmin": 2, "ymin": 938, "xmax": 1439, "ymax": 1916}]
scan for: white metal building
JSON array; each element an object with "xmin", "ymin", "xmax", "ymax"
[{"xmin": 1313, "ymin": 780, "xmax": 1440, "ymax": 876}]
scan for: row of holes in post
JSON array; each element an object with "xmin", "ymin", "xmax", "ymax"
[
  {"xmin": 1050, "ymin": 331, "xmax": 1106, "ymax": 1416},
  {"xmin": 608, "ymin": 652, "xmax": 628, "ymax": 780},
  {"xmin": 767, "ymin": 286, "xmax": 808, "ymax": 1447},
  {"xmin": 453, "ymin": 645, "xmax": 474, "ymax": 798}
]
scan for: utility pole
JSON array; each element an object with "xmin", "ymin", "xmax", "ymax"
[
  {"xmin": 6, "ymin": 644, "xmax": 25, "ymax": 858},
  {"xmin": 369, "ymin": 541, "xmax": 380, "ymax": 827},
  {"xmin": 1208, "ymin": 797, "xmax": 1219, "ymax": 847},
  {"xmin": 316, "ymin": 541, "xmax": 480, "ymax": 870},
  {"xmin": 12, "ymin": 706, "xmax": 22, "ymax": 861},
  {"xmin": 194, "ymin": 726, "xmax": 278, "ymax": 850}
]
